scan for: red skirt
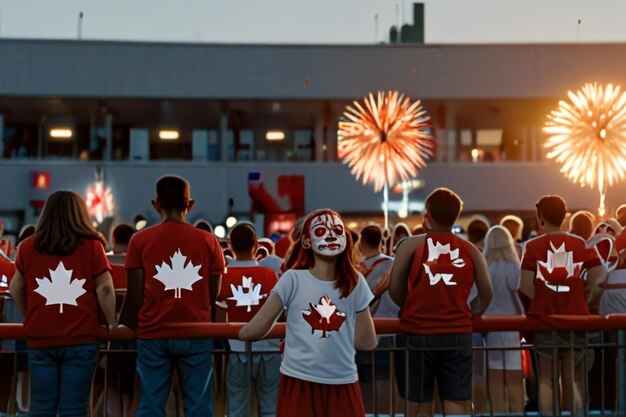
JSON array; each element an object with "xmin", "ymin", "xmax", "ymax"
[{"xmin": 277, "ymin": 374, "xmax": 365, "ymax": 417}]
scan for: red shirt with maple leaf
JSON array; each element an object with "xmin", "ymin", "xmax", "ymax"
[
  {"xmin": 0, "ymin": 255, "xmax": 15, "ymax": 290},
  {"xmin": 399, "ymin": 233, "xmax": 476, "ymax": 335},
  {"xmin": 216, "ymin": 260, "xmax": 279, "ymax": 352},
  {"xmin": 521, "ymin": 232, "xmax": 601, "ymax": 317},
  {"xmin": 16, "ymin": 237, "xmax": 111, "ymax": 348},
  {"xmin": 273, "ymin": 269, "xmax": 373, "ymax": 384},
  {"xmin": 125, "ymin": 221, "xmax": 225, "ymax": 339}
]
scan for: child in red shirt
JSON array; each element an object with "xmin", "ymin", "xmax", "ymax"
[
  {"xmin": 9, "ymin": 191, "xmax": 117, "ymax": 417},
  {"xmin": 216, "ymin": 223, "xmax": 280, "ymax": 417},
  {"xmin": 119, "ymin": 175, "xmax": 225, "ymax": 417}
]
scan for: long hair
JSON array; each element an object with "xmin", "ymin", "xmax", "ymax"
[
  {"xmin": 35, "ymin": 191, "xmax": 107, "ymax": 256},
  {"xmin": 483, "ymin": 225, "xmax": 520, "ymax": 265},
  {"xmin": 287, "ymin": 209, "xmax": 359, "ymax": 298}
]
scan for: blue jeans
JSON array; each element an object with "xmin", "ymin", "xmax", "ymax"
[
  {"xmin": 29, "ymin": 342, "xmax": 100, "ymax": 417},
  {"xmin": 136, "ymin": 339, "xmax": 214, "ymax": 417},
  {"xmin": 227, "ymin": 353, "xmax": 280, "ymax": 417}
]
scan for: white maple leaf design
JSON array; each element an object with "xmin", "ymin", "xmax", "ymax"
[
  {"xmin": 228, "ymin": 275, "xmax": 267, "ymax": 312},
  {"xmin": 34, "ymin": 261, "xmax": 86, "ymax": 313},
  {"xmin": 154, "ymin": 249, "xmax": 202, "ymax": 299},
  {"xmin": 423, "ymin": 238, "xmax": 466, "ymax": 286},
  {"xmin": 536, "ymin": 242, "xmax": 583, "ymax": 293},
  {"xmin": 0, "ymin": 275, "xmax": 8, "ymax": 288}
]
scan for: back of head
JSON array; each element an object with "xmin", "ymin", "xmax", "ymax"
[
  {"xmin": 194, "ymin": 219, "xmax": 213, "ymax": 234},
  {"xmin": 536, "ymin": 195, "xmax": 567, "ymax": 227},
  {"xmin": 595, "ymin": 218, "xmax": 622, "ymax": 237},
  {"xmin": 425, "ymin": 188, "xmax": 463, "ymax": 229},
  {"xmin": 17, "ymin": 224, "xmax": 35, "ymax": 245},
  {"xmin": 392, "ymin": 223, "xmax": 411, "ymax": 244},
  {"xmin": 483, "ymin": 225, "xmax": 519, "ymax": 264},
  {"xmin": 230, "ymin": 223, "xmax": 257, "ymax": 254},
  {"xmin": 360, "ymin": 225, "xmax": 383, "ymax": 250},
  {"xmin": 156, "ymin": 176, "xmax": 190, "ymax": 212},
  {"xmin": 112, "ymin": 224, "xmax": 135, "ymax": 246},
  {"xmin": 569, "ymin": 211, "xmax": 594, "ymax": 240},
  {"xmin": 500, "ymin": 215, "xmax": 524, "ymax": 241},
  {"xmin": 258, "ymin": 238, "xmax": 275, "ymax": 255},
  {"xmin": 467, "ymin": 218, "xmax": 489, "ymax": 245},
  {"xmin": 35, "ymin": 190, "xmax": 105, "ymax": 256}
]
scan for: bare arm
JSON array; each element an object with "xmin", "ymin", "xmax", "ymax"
[
  {"xmin": 586, "ymin": 264, "xmax": 607, "ymax": 309},
  {"xmin": 239, "ymin": 293, "xmax": 284, "ymax": 341},
  {"xmin": 8, "ymin": 270, "xmax": 26, "ymax": 316},
  {"xmin": 209, "ymin": 273, "xmax": 222, "ymax": 321},
  {"xmin": 469, "ymin": 245, "xmax": 493, "ymax": 315},
  {"xmin": 354, "ymin": 308, "xmax": 377, "ymax": 351},
  {"xmin": 94, "ymin": 271, "xmax": 117, "ymax": 328},
  {"xmin": 388, "ymin": 236, "xmax": 420, "ymax": 306},
  {"xmin": 118, "ymin": 269, "xmax": 144, "ymax": 330},
  {"xmin": 519, "ymin": 269, "xmax": 536, "ymax": 299}
]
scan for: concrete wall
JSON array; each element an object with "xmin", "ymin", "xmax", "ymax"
[
  {"xmin": 0, "ymin": 161, "xmax": 622, "ymax": 227},
  {"xmin": 2, "ymin": 40, "xmax": 626, "ymax": 99}
]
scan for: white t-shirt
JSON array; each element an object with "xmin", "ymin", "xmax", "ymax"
[
  {"xmin": 600, "ymin": 269, "xmax": 626, "ymax": 315},
  {"xmin": 361, "ymin": 254, "xmax": 399, "ymax": 318},
  {"xmin": 273, "ymin": 269, "xmax": 374, "ymax": 384},
  {"xmin": 259, "ymin": 254, "xmax": 284, "ymax": 276},
  {"xmin": 484, "ymin": 260, "xmax": 524, "ymax": 315}
]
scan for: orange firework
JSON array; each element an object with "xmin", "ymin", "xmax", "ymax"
[
  {"xmin": 338, "ymin": 91, "xmax": 433, "ymax": 193},
  {"xmin": 545, "ymin": 83, "xmax": 626, "ymax": 216}
]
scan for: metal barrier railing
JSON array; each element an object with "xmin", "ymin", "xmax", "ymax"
[{"xmin": 2, "ymin": 316, "xmax": 626, "ymax": 417}]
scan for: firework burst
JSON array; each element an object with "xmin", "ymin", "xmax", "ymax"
[
  {"xmin": 338, "ymin": 91, "xmax": 433, "ymax": 193},
  {"xmin": 545, "ymin": 83, "xmax": 626, "ymax": 216}
]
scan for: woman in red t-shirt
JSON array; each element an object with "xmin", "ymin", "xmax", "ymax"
[{"xmin": 9, "ymin": 191, "xmax": 117, "ymax": 417}]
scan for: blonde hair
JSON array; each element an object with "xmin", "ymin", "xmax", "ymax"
[
  {"xmin": 483, "ymin": 225, "xmax": 520, "ymax": 265},
  {"xmin": 500, "ymin": 215, "xmax": 523, "ymax": 241}
]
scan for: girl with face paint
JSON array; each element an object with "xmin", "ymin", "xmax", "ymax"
[{"xmin": 240, "ymin": 209, "xmax": 377, "ymax": 417}]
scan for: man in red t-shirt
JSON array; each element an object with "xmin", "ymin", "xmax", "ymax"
[
  {"xmin": 216, "ymin": 223, "xmax": 279, "ymax": 417},
  {"xmin": 389, "ymin": 188, "xmax": 492, "ymax": 417},
  {"xmin": 119, "ymin": 176, "xmax": 225, "ymax": 417},
  {"xmin": 519, "ymin": 195, "xmax": 605, "ymax": 416}
]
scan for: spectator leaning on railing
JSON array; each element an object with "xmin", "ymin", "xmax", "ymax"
[
  {"xmin": 9, "ymin": 191, "xmax": 117, "ymax": 417},
  {"xmin": 119, "ymin": 175, "xmax": 225, "ymax": 417},
  {"xmin": 388, "ymin": 187, "xmax": 493, "ymax": 417},
  {"xmin": 519, "ymin": 195, "xmax": 606, "ymax": 416},
  {"xmin": 239, "ymin": 208, "xmax": 377, "ymax": 417}
]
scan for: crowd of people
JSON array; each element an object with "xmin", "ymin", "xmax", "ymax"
[{"xmin": 1, "ymin": 174, "xmax": 626, "ymax": 417}]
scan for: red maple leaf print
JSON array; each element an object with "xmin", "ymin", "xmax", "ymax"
[{"xmin": 302, "ymin": 295, "xmax": 346, "ymax": 338}]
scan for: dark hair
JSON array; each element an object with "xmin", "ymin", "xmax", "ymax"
[
  {"xmin": 425, "ymin": 188, "xmax": 463, "ymax": 228},
  {"xmin": 112, "ymin": 224, "xmax": 135, "ymax": 246},
  {"xmin": 230, "ymin": 223, "xmax": 257, "ymax": 253},
  {"xmin": 286, "ymin": 209, "xmax": 358, "ymax": 298},
  {"xmin": 17, "ymin": 224, "xmax": 35, "ymax": 245},
  {"xmin": 35, "ymin": 191, "xmax": 106, "ymax": 256},
  {"xmin": 569, "ymin": 211, "xmax": 594, "ymax": 240},
  {"xmin": 467, "ymin": 218, "xmax": 489, "ymax": 244},
  {"xmin": 536, "ymin": 195, "xmax": 566, "ymax": 227},
  {"xmin": 360, "ymin": 225, "xmax": 383, "ymax": 249},
  {"xmin": 194, "ymin": 220, "xmax": 213, "ymax": 234},
  {"xmin": 156, "ymin": 176, "xmax": 190, "ymax": 212}
]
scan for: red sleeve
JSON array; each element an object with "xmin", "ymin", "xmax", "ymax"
[
  {"xmin": 207, "ymin": 235, "xmax": 226, "ymax": 275},
  {"xmin": 124, "ymin": 234, "xmax": 143, "ymax": 270},
  {"xmin": 91, "ymin": 240, "xmax": 112, "ymax": 277},
  {"xmin": 520, "ymin": 240, "xmax": 537, "ymax": 271}
]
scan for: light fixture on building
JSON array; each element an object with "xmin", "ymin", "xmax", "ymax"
[
  {"xmin": 266, "ymin": 130, "xmax": 285, "ymax": 141},
  {"xmin": 226, "ymin": 216, "xmax": 238, "ymax": 228},
  {"xmin": 159, "ymin": 130, "xmax": 180, "ymax": 140},
  {"xmin": 214, "ymin": 225, "xmax": 226, "ymax": 238},
  {"xmin": 49, "ymin": 128, "xmax": 73, "ymax": 139},
  {"xmin": 471, "ymin": 148, "xmax": 480, "ymax": 163}
]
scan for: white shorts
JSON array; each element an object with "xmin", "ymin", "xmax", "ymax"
[{"xmin": 485, "ymin": 331, "xmax": 522, "ymax": 370}]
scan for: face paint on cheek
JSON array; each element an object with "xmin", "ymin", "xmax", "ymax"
[{"xmin": 309, "ymin": 214, "xmax": 347, "ymax": 257}]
